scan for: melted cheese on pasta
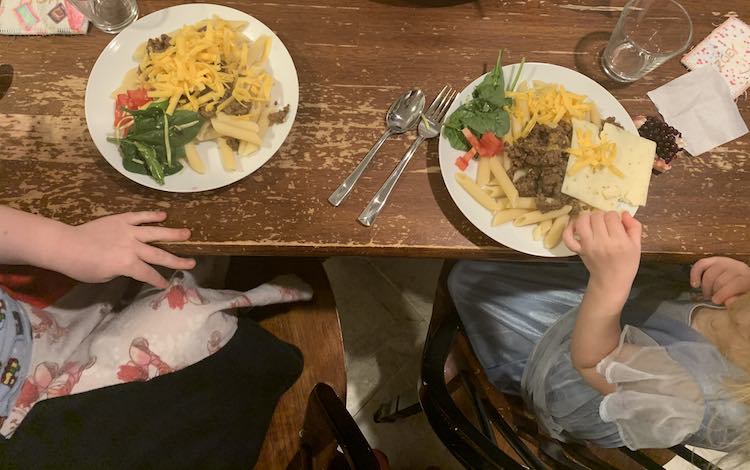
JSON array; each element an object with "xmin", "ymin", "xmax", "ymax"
[
  {"xmin": 134, "ymin": 16, "xmax": 274, "ymax": 115},
  {"xmin": 508, "ymin": 82, "xmax": 592, "ymax": 137}
]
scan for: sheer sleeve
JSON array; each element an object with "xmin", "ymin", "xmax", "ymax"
[{"xmin": 595, "ymin": 326, "xmax": 705, "ymax": 450}]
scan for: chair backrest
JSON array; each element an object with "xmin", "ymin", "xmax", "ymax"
[
  {"xmin": 297, "ymin": 383, "xmax": 383, "ymax": 470},
  {"xmin": 418, "ymin": 261, "xmax": 718, "ymax": 470}
]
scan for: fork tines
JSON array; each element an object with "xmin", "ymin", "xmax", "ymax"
[{"xmin": 427, "ymin": 85, "xmax": 456, "ymax": 122}]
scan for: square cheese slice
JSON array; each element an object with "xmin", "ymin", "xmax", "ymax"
[
  {"xmin": 562, "ymin": 119, "xmax": 617, "ymax": 211},
  {"xmin": 562, "ymin": 121, "xmax": 656, "ymax": 210}
]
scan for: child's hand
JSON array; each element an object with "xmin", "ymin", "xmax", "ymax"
[
  {"xmin": 690, "ymin": 257, "xmax": 750, "ymax": 306},
  {"xmin": 59, "ymin": 211, "xmax": 195, "ymax": 289},
  {"xmin": 563, "ymin": 211, "xmax": 642, "ymax": 295}
]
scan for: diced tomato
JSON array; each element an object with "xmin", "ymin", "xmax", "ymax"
[
  {"xmin": 454, "ymin": 147, "xmax": 477, "ymax": 171},
  {"xmin": 454, "ymin": 156, "xmax": 468, "ymax": 171},
  {"xmin": 462, "ymin": 128, "xmax": 484, "ymax": 154},
  {"xmin": 114, "ymin": 94, "xmax": 128, "ymax": 126},
  {"xmin": 461, "ymin": 147, "xmax": 477, "ymax": 163},
  {"xmin": 114, "ymin": 88, "xmax": 151, "ymax": 127},
  {"xmin": 126, "ymin": 87, "xmax": 150, "ymax": 107},
  {"xmin": 479, "ymin": 132, "xmax": 504, "ymax": 157},
  {"xmin": 116, "ymin": 93, "xmax": 129, "ymax": 108}
]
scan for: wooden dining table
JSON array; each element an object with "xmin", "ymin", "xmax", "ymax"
[{"xmin": 1, "ymin": 0, "xmax": 748, "ymax": 263}]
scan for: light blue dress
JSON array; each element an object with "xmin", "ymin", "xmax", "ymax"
[{"xmin": 448, "ymin": 261, "xmax": 748, "ymax": 451}]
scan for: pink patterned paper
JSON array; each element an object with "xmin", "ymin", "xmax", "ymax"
[
  {"xmin": 682, "ymin": 16, "xmax": 750, "ymax": 99},
  {"xmin": 0, "ymin": 0, "xmax": 89, "ymax": 35}
]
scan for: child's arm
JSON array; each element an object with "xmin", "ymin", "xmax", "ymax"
[
  {"xmin": 0, "ymin": 206, "xmax": 195, "ymax": 288},
  {"xmin": 690, "ymin": 256, "xmax": 750, "ymax": 306},
  {"xmin": 563, "ymin": 211, "xmax": 642, "ymax": 395}
]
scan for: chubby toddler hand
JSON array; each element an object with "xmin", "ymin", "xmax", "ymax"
[
  {"xmin": 563, "ymin": 211, "xmax": 642, "ymax": 293},
  {"xmin": 59, "ymin": 211, "xmax": 195, "ymax": 288},
  {"xmin": 690, "ymin": 256, "xmax": 750, "ymax": 306}
]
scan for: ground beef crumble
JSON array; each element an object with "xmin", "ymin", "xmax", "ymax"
[
  {"xmin": 147, "ymin": 34, "xmax": 171, "ymax": 53},
  {"xmin": 268, "ymin": 105, "xmax": 290, "ymax": 124},
  {"xmin": 225, "ymin": 137, "xmax": 240, "ymax": 151},
  {"xmin": 505, "ymin": 121, "xmax": 584, "ymax": 213}
]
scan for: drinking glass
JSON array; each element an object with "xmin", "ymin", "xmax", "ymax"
[
  {"xmin": 602, "ymin": 0, "xmax": 692, "ymax": 82},
  {"xmin": 69, "ymin": 0, "xmax": 139, "ymax": 34}
]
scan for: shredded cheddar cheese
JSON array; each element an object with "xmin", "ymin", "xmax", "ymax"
[
  {"xmin": 507, "ymin": 83, "xmax": 592, "ymax": 138},
  {"xmin": 134, "ymin": 16, "xmax": 274, "ymax": 115},
  {"xmin": 567, "ymin": 128, "xmax": 624, "ymax": 178}
]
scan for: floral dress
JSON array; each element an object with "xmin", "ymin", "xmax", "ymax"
[{"xmin": 0, "ymin": 257, "xmax": 312, "ymax": 437}]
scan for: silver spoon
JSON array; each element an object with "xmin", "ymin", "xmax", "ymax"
[{"xmin": 328, "ymin": 89, "xmax": 425, "ymax": 207}]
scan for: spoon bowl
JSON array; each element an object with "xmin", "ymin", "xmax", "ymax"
[
  {"xmin": 385, "ymin": 89, "xmax": 426, "ymax": 134},
  {"xmin": 328, "ymin": 88, "xmax": 425, "ymax": 206}
]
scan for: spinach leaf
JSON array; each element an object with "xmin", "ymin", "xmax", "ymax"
[
  {"xmin": 168, "ymin": 112, "xmax": 203, "ymax": 147},
  {"xmin": 117, "ymin": 105, "xmax": 204, "ymax": 184},
  {"xmin": 132, "ymin": 141, "xmax": 165, "ymax": 184},
  {"xmin": 148, "ymin": 100, "xmax": 169, "ymax": 111},
  {"xmin": 128, "ymin": 107, "xmax": 163, "ymax": 135},
  {"xmin": 443, "ymin": 98, "xmax": 510, "ymax": 150},
  {"xmin": 442, "ymin": 50, "xmax": 513, "ymax": 152},
  {"xmin": 472, "ymin": 51, "xmax": 507, "ymax": 107},
  {"xmin": 125, "ymin": 128, "xmax": 164, "ymax": 146},
  {"xmin": 443, "ymin": 125, "xmax": 470, "ymax": 151},
  {"xmin": 120, "ymin": 141, "xmax": 149, "ymax": 175},
  {"xmin": 464, "ymin": 110, "xmax": 507, "ymax": 137},
  {"xmin": 153, "ymin": 145, "xmax": 185, "ymax": 175}
]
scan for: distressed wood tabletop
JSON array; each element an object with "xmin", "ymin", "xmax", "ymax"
[{"xmin": 0, "ymin": 0, "xmax": 748, "ymax": 262}]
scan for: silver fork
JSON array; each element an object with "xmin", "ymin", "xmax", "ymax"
[{"xmin": 357, "ymin": 86, "xmax": 456, "ymax": 227}]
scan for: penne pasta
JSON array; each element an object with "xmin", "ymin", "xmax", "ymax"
[
  {"xmin": 476, "ymin": 158, "xmax": 491, "ymax": 186},
  {"xmin": 455, "ymin": 173, "xmax": 504, "ymax": 212},
  {"xmin": 216, "ymin": 112, "xmax": 260, "ymax": 132},
  {"xmin": 492, "ymin": 209, "xmax": 531, "ymax": 226},
  {"xmin": 484, "ymin": 186, "xmax": 505, "ymax": 198},
  {"xmin": 510, "ymin": 113, "xmax": 523, "ymax": 140},
  {"xmin": 211, "ymin": 118, "xmax": 263, "ymax": 145},
  {"xmin": 513, "ymin": 205, "xmax": 572, "ymax": 227},
  {"xmin": 184, "ymin": 143, "xmax": 205, "ymax": 174},
  {"xmin": 488, "ymin": 156, "xmax": 519, "ymax": 207},
  {"xmin": 544, "ymin": 215, "xmax": 570, "ymax": 249},
  {"xmin": 239, "ymin": 141, "xmax": 259, "ymax": 156},
  {"xmin": 502, "ymin": 154, "xmax": 513, "ymax": 172},
  {"xmin": 217, "ymin": 137, "xmax": 237, "ymax": 171},
  {"xmin": 532, "ymin": 219, "xmax": 552, "ymax": 241},
  {"xmin": 494, "ymin": 198, "xmax": 510, "ymax": 211},
  {"xmin": 246, "ymin": 103, "xmax": 262, "ymax": 122},
  {"xmin": 257, "ymin": 106, "xmax": 271, "ymax": 140},
  {"xmin": 502, "ymin": 129, "xmax": 514, "ymax": 146},
  {"xmin": 513, "ymin": 197, "xmax": 537, "ymax": 210},
  {"xmin": 196, "ymin": 122, "xmax": 220, "ymax": 141}
]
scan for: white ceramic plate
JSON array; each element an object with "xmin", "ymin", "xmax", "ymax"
[
  {"xmin": 85, "ymin": 3, "xmax": 299, "ymax": 192},
  {"xmin": 438, "ymin": 62, "xmax": 637, "ymax": 257}
]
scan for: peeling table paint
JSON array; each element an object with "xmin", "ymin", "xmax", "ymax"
[{"xmin": 1, "ymin": 0, "xmax": 749, "ymax": 262}]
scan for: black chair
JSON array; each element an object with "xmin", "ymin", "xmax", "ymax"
[
  {"xmin": 377, "ymin": 261, "xmax": 719, "ymax": 470},
  {"xmin": 295, "ymin": 383, "xmax": 386, "ymax": 470}
]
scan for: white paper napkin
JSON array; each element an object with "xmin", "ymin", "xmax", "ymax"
[{"xmin": 647, "ymin": 66, "xmax": 748, "ymax": 156}]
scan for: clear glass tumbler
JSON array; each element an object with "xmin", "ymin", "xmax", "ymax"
[
  {"xmin": 602, "ymin": 0, "xmax": 693, "ymax": 82},
  {"xmin": 68, "ymin": 0, "xmax": 139, "ymax": 34}
]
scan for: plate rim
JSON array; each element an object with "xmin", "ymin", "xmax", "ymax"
[
  {"xmin": 438, "ymin": 62, "xmax": 637, "ymax": 257},
  {"xmin": 84, "ymin": 3, "xmax": 299, "ymax": 193}
]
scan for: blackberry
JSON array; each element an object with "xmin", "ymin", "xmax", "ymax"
[{"xmin": 636, "ymin": 116, "xmax": 683, "ymax": 163}]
